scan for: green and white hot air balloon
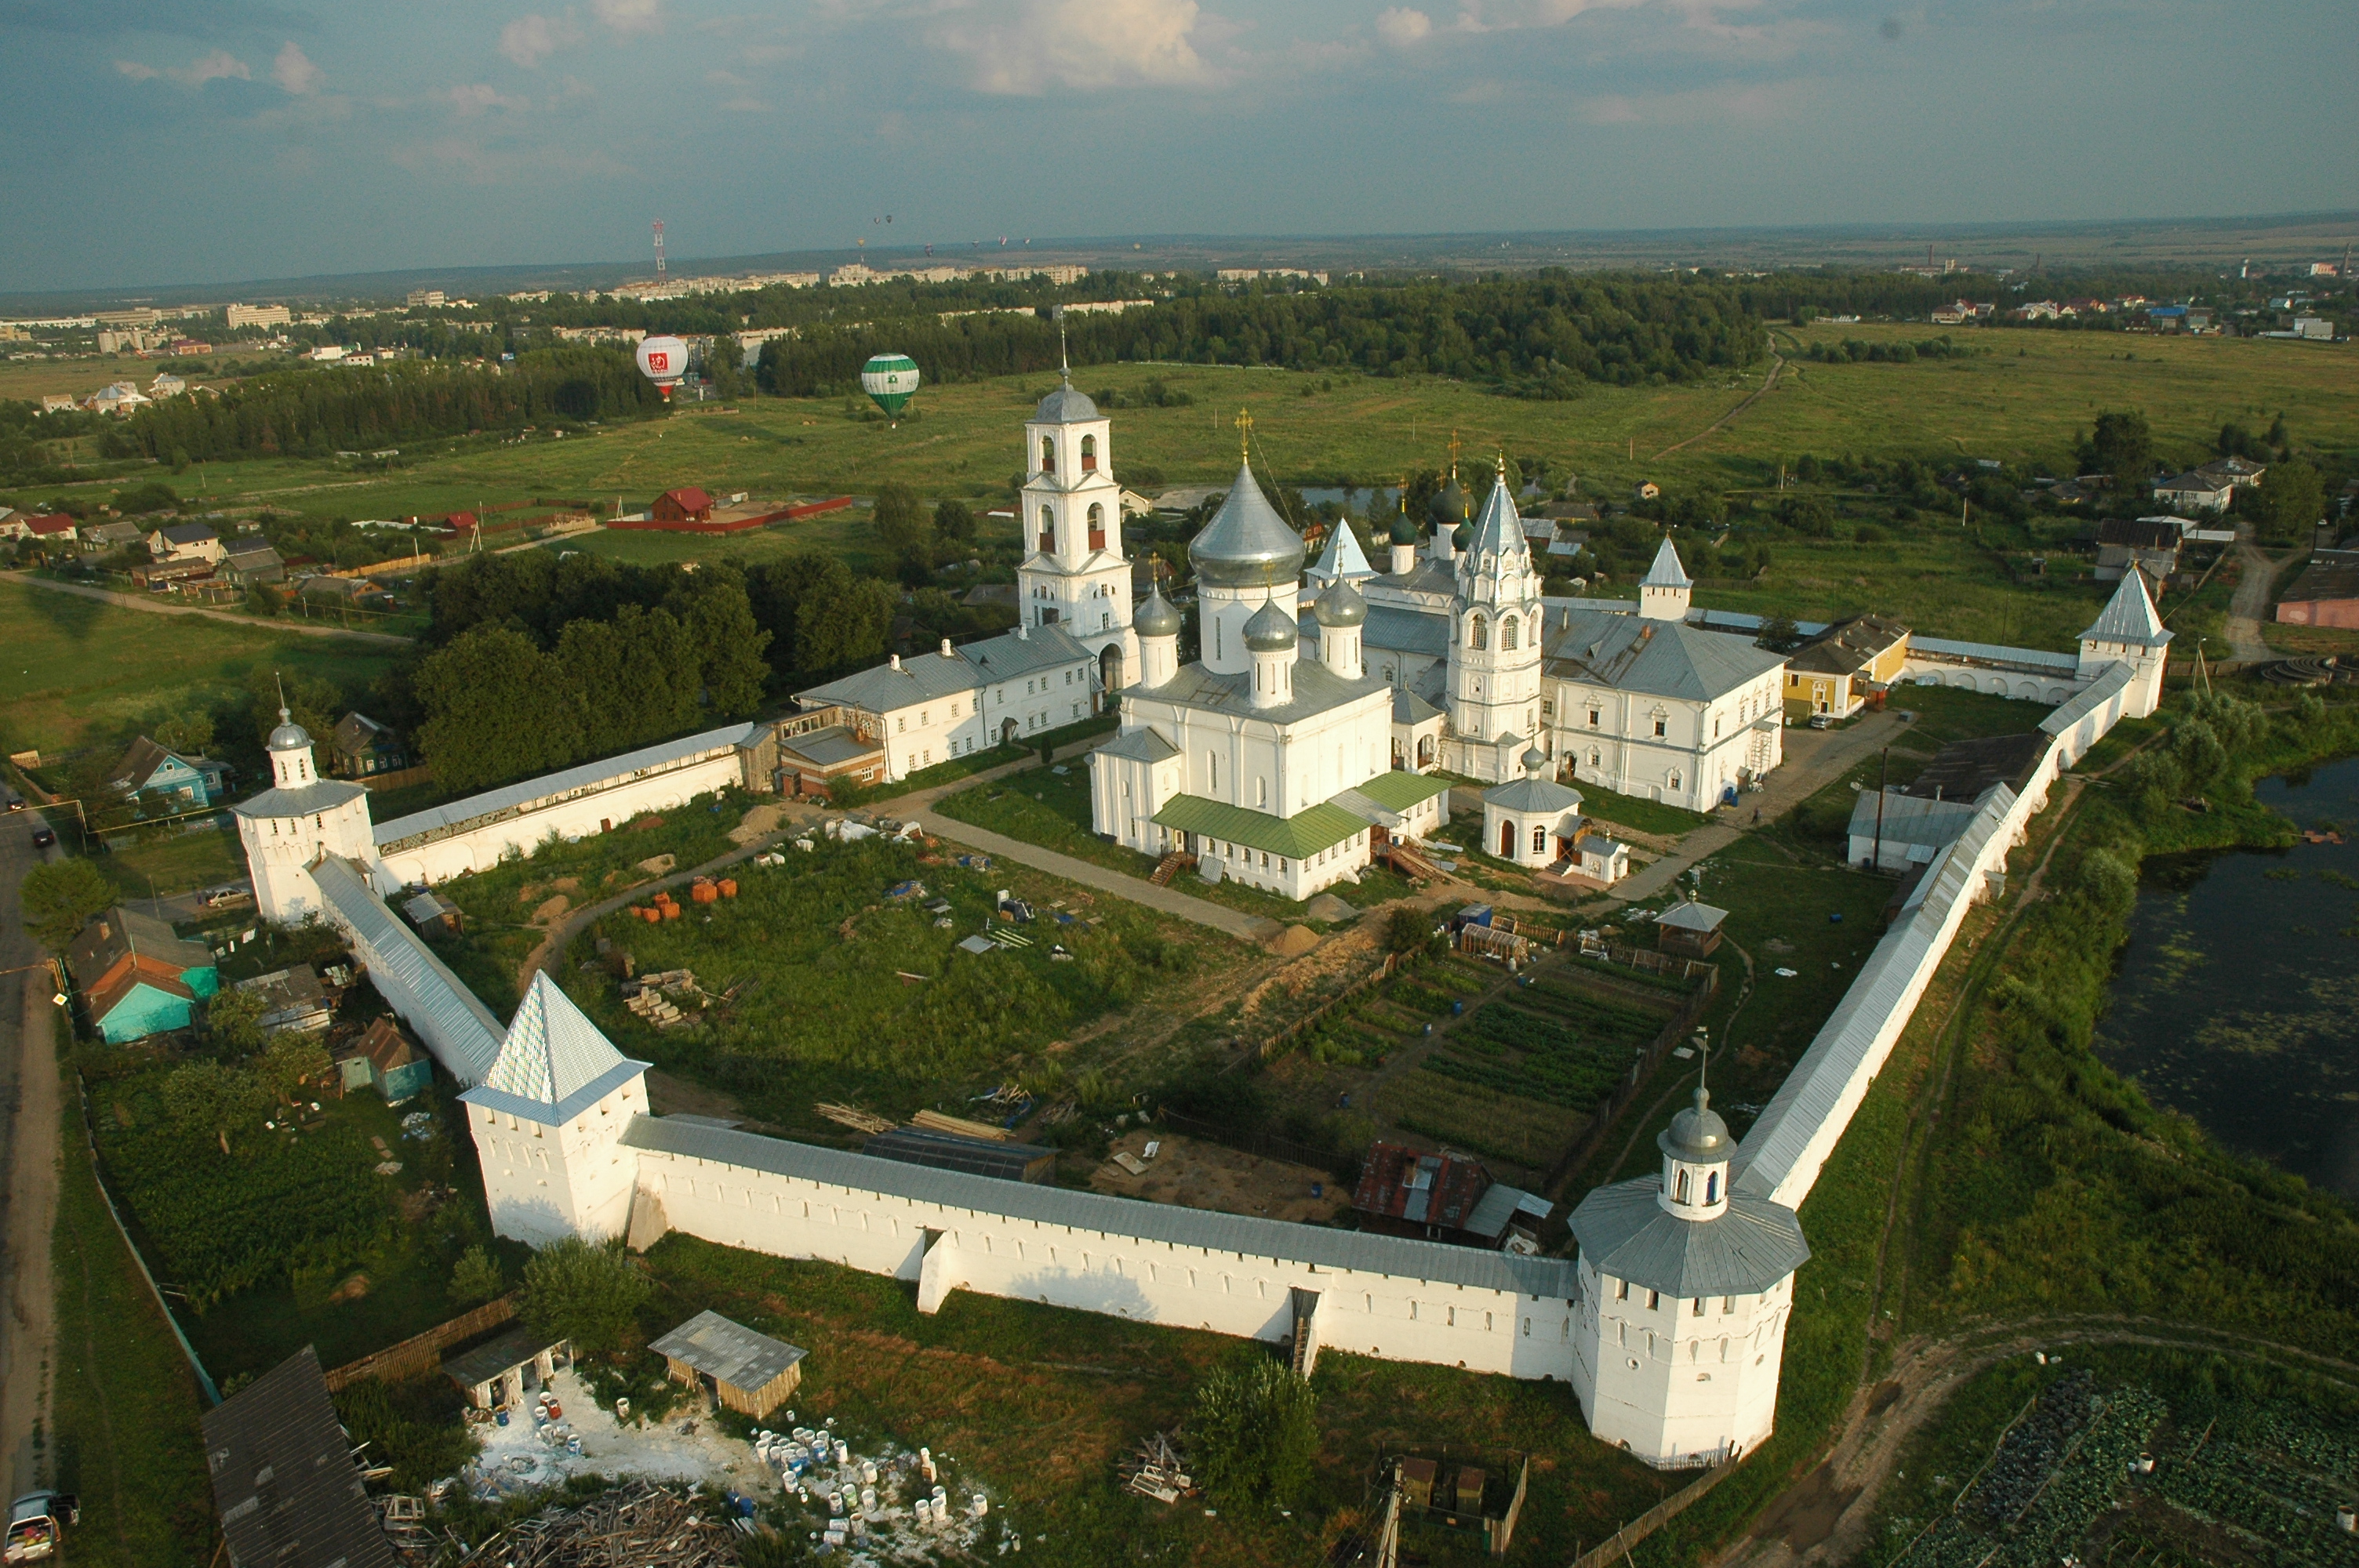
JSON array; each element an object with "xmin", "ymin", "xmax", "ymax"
[{"xmin": 860, "ymin": 353, "xmax": 921, "ymax": 424}]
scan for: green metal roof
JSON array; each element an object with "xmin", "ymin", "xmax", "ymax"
[
  {"xmin": 1352, "ymin": 770, "xmax": 1453, "ymax": 811},
  {"xmin": 1151, "ymin": 795, "xmax": 1367, "ymax": 858}
]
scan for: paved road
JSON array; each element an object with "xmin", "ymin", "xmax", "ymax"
[
  {"xmin": 1604, "ymin": 710, "xmax": 1919, "ymax": 904},
  {"xmin": 0, "ymin": 811, "xmax": 64, "ymax": 1497},
  {"xmin": 5, "ymin": 572, "xmax": 413, "ymax": 646}
]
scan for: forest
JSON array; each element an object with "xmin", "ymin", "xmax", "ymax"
[
  {"xmin": 758, "ymin": 272, "xmax": 1770, "ymax": 397},
  {"xmin": 102, "ymin": 345, "xmax": 665, "ymax": 463}
]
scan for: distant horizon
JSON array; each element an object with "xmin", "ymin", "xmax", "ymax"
[{"xmin": 5, "ymin": 209, "xmax": 2353, "ymax": 314}]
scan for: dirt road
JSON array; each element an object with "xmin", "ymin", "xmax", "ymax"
[
  {"xmin": 6, "ymin": 571, "xmax": 413, "ymax": 645},
  {"xmin": 1655, "ymin": 350, "xmax": 1787, "ymax": 459},
  {"xmin": 0, "ymin": 813, "xmax": 64, "ymax": 1496},
  {"xmin": 2222, "ymin": 538, "xmax": 2296, "ymax": 664}
]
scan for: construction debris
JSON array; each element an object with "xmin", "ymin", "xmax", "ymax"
[
  {"xmin": 1122, "ymin": 1432, "xmax": 1194, "ymax": 1504},
  {"xmin": 910, "ymin": 1109, "xmax": 1009, "ymax": 1142},
  {"xmin": 459, "ymin": 1480, "xmax": 739, "ymax": 1567},
  {"xmin": 815, "ymin": 1103, "xmax": 895, "ymax": 1135}
]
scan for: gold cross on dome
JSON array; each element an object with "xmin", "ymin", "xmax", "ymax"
[
  {"xmin": 1234, "ymin": 407, "xmax": 1253, "ymax": 463},
  {"xmin": 1448, "ymin": 426, "xmax": 1461, "ymax": 476}
]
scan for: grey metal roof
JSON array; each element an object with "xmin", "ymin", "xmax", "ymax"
[
  {"xmin": 1187, "ymin": 463, "xmax": 1306, "ymax": 589},
  {"xmin": 1096, "ymin": 726, "xmax": 1181, "ymax": 764},
  {"xmin": 1543, "ymin": 607, "xmax": 1786, "ymax": 703},
  {"xmin": 313, "ymin": 857, "xmax": 505, "ymax": 1084},
  {"xmin": 1392, "ymin": 687, "xmax": 1443, "ymax": 724},
  {"xmin": 1358, "ymin": 604, "xmax": 1451, "ymax": 659},
  {"xmin": 1845, "ymin": 789, "xmax": 1983, "ymax": 848},
  {"xmin": 1244, "ymin": 596, "xmax": 1299, "ymax": 650},
  {"xmin": 1308, "ymin": 520, "xmax": 1376, "ymax": 583},
  {"xmin": 1654, "ymin": 900, "xmax": 1728, "ymax": 933},
  {"xmin": 462, "ymin": 970, "xmax": 649, "ymax": 1126},
  {"xmin": 1484, "ymin": 774, "xmax": 1583, "ymax": 813},
  {"xmin": 443, "ymin": 1324, "xmax": 563, "ymax": 1390},
  {"xmin": 795, "ymin": 626, "xmax": 1093, "ymax": 717},
  {"xmin": 1375, "ymin": 558, "xmax": 1461, "ymax": 598},
  {"xmin": 1462, "ymin": 1182, "xmax": 1544, "ymax": 1240},
  {"xmin": 863, "ymin": 1127, "xmax": 1052, "ymax": 1181},
  {"xmin": 1313, "ymin": 577, "xmax": 1369, "ymax": 628},
  {"xmin": 1032, "ymin": 379, "xmax": 1099, "ymax": 424},
  {"xmin": 2041, "ymin": 662, "xmax": 2132, "ymax": 736},
  {"xmin": 233, "ymin": 777, "xmax": 369, "ymax": 821},
  {"xmin": 650, "ymin": 1309, "xmax": 807, "ymax": 1393},
  {"xmin": 1908, "ymin": 635, "xmax": 2079, "ymax": 673},
  {"xmin": 623, "ymin": 1116, "xmax": 1585, "ymax": 1298},
  {"xmin": 778, "ymin": 725, "xmax": 879, "ymax": 768},
  {"xmin": 2080, "ymin": 569, "xmax": 2172, "ymax": 647},
  {"xmin": 1734, "ymin": 785, "xmax": 2018, "ymax": 1207},
  {"xmin": 1467, "ymin": 476, "xmax": 1530, "ymax": 562},
  {"xmin": 1134, "ymin": 582, "xmax": 1183, "ymax": 637},
  {"xmin": 374, "ymin": 721, "xmax": 765, "ymax": 851},
  {"xmin": 1146, "ymin": 656, "xmax": 1390, "ymax": 727},
  {"xmin": 1640, "ymin": 539, "xmax": 1692, "ymax": 590},
  {"xmin": 201, "ymin": 1348, "xmax": 400, "ymax": 1568},
  {"xmin": 1568, "ymin": 1180, "xmax": 1808, "ymax": 1297}
]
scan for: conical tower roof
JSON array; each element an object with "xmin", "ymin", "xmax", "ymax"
[
  {"xmin": 1468, "ymin": 466, "xmax": 1529, "ymax": 561},
  {"xmin": 1641, "ymin": 538, "xmax": 1692, "ymax": 590},
  {"xmin": 1309, "ymin": 519, "xmax": 1376, "ymax": 583},
  {"xmin": 2081, "ymin": 567, "xmax": 2172, "ymax": 647},
  {"xmin": 463, "ymin": 970, "xmax": 649, "ymax": 1123}
]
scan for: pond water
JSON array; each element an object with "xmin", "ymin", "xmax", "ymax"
[{"xmin": 2098, "ymin": 757, "xmax": 2359, "ymax": 1199}]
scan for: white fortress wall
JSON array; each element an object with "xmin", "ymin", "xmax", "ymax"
[
  {"xmin": 620, "ymin": 1119, "xmax": 1585, "ymax": 1381},
  {"xmin": 312, "ymin": 856, "xmax": 506, "ymax": 1083},
  {"xmin": 371, "ymin": 722, "xmax": 769, "ymax": 887},
  {"xmin": 1732, "ymin": 713, "xmax": 2093, "ymax": 1212}
]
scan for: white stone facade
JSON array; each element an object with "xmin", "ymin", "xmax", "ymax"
[
  {"xmin": 1018, "ymin": 380, "xmax": 1139, "ymax": 691},
  {"xmin": 234, "ymin": 716, "xmax": 376, "ymax": 923}
]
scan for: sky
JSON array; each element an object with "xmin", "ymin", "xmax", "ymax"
[{"xmin": 2, "ymin": 0, "xmax": 2351, "ymax": 294}]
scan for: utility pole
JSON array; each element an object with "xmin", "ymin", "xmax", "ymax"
[{"xmin": 1871, "ymin": 746, "xmax": 1888, "ymax": 873}]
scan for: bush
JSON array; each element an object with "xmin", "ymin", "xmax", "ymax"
[
  {"xmin": 1382, "ymin": 905, "xmax": 1430, "ymax": 953},
  {"xmin": 520, "ymin": 1236, "xmax": 650, "ymax": 1358},
  {"xmin": 451, "ymin": 1244, "xmax": 505, "ymax": 1306},
  {"xmin": 1188, "ymin": 1359, "xmax": 1318, "ymax": 1508},
  {"xmin": 19, "ymin": 859, "xmax": 114, "ymax": 952}
]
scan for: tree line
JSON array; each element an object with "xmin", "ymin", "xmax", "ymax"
[
  {"xmin": 757, "ymin": 272, "xmax": 1768, "ymax": 399},
  {"xmin": 100, "ymin": 346, "xmax": 664, "ymax": 463}
]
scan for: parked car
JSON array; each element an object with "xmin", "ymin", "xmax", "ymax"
[
  {"xmin": 29, "ymin": 827, "xmax": 54, "ymax": 848},
  {"xmin": 1807, "ymin": 713, "xmax": 1835, "ymax": 731},
  {"xmin": 201, "ymin": 885, "xmax": 253, "ymax": 908}
]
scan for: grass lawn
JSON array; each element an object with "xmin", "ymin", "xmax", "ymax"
[
  {"xmin": 88, "ymin": 822, "xmax": 244, "ymax": 902},
  {"xmin": 49, "ymin": 1033, "xmax": 215, "ymax": 1566},
  {"xmin": 0, "ymin": 576, "xmax": 401, "ymax": 757},
  {"xmin": 637, "ymin": 1232, "xmax": 1669, "ymax": 1567}
]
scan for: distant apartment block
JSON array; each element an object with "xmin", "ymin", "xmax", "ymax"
[
  {"xmin": 406, "ymin": 289, "xmax": 446, "ymax": 307},
  {"xmin": 226, "ymin": 303, "xmax": 293, "ymax": 329}
]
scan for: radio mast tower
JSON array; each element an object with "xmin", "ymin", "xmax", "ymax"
[{"xmin": 652, "ymin": 220, "xmax": 666, "ymax": 281}]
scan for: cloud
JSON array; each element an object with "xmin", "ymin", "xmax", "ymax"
[
  {"xmin": 501, "ymin": 13, "xmax": 583, "ymax": 67},
  {"xmin": 446, "ymin": 82, "xmax": 528, "ymax": 114},
  {"xmin": 934, "ymin": 0, "xmax": 1209, "ymax": 95},
  {"xmin": 113, "ymin": 59, "xmax": 160, "ymax": 79},
  {"xmin": 271, "ymin": 40, "xmax": 322, "ymax": 94},
  {"xmin": 175, "ymin": 48, "xmax": 253, "ymax": 84},
  {"xmin": 1376, "ymin": 6, "xmax": 1432, "ymax": 45},
  {"xmin": 1448, "ymin": 0, "xmax": 1655, "ymax": 33},
  {"xmin": 591, "ymin": 0, "xmax": 665, "ymax": 34}
]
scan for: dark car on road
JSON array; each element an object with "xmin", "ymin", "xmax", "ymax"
[{"xmin": 30, "ymin": 827, "xmax": 55, "ymax": 848}]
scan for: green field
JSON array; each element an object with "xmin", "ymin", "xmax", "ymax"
[{"xmin": 0, "ymin": 578, "xmax": 399, "ymax": 757}]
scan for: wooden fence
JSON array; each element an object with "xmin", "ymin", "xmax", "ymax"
[
  {"xmin": 1542, "ymin": 960, "xmax": 1720, "ymax": 1202},
  {"xmin": 1565, "ymin": 1457, "xmax": 1736, "ymax": 1568},
  {"xmin": 1237, "ymin": 948, "xmax": 1422, "ymax": 1068},
  {"xmin": 322, "ymin": 1294, "xmax": 518, "ymax": 1391}
]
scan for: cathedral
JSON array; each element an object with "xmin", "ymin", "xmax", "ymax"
[{"xmin": 1085, "ymin": 397, "xmax": 1788, "ymax": 900}]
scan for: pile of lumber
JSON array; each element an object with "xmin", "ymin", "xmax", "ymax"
[
  {"xmin": 461, "ymin": 1482, "xmax": 740, "ymax": 1566},
  {"xmin": 1122, "ymin": 1431, "xmax": 1194, "ymax": 1504},
  {"xmin": 816, "ymin": 1103, "xmax": 894, "ymax": 1134},
  {"xmin": 911, "ymin": 1109, "xmax": 1008, "ymax": 1142}
]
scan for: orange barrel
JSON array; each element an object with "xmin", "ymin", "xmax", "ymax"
[
  {"xmin": 661, "ymin": 902, "xmax": 682, "ymax": 920},
  {"xmin": 718, "ymin": 879, "xmax": 738, "ymax": 898},
  {"xmin": 643, "ymin": 907, "xmax": 662, "ymax": 923}
]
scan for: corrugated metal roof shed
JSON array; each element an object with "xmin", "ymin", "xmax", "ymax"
[
  {"xmin": 651, "ymin": 1311, "xmax": 807, "ymax": 1396},
  {"xmin": 862, "ymin": 1127, "xmax": 1056, "ymax": 1182},
  {"xmin": 623, "ymin": 1116, "xmax": 1583, "ymax": 1298},
  {"xmin": 200, "ymin": 1348, "xmax": 400, "ymax": 1568}
]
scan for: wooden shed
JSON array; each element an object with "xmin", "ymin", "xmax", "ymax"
[
  {"xmin": 1652, "ymin": 899, "xmax": 1728, "ymax": 958},
  {"xmin": 649, "ymin": 1310, "xmax": 807, "ymax": 1418}
]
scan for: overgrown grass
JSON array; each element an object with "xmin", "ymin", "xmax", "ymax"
[
  {"xmin": 87, "ymin": 822, "xmax": 245, "ymax": 902},
  {"xmin": 50, "ymin": 1026, "xmax": 215, "ymax": 1566}
]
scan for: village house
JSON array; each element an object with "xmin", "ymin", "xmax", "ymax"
[
  {"xmin": 145, "ymin": 521, "xmax": 224, "ymax": 565},
  {"xmin": 2150, "ymin": 470, "xmax": 2237, "ymax": 514},
  {"xmin": 327, "ymin": 712, "xmax": 406, "ymax": 778},
  {"xmin": 2094, "ymin": 519, "xmax": 2183, "ymax": 583},
  {"xmin": 108, "ymin": 735, "xmax": 229, "ymax": 809},
  {"xmin": 67, "ymin": 908, "xmax": 220, "ymax": 1044},
  {"xmin": 219, "ymin": 542, "xmax": 286, "ymax": 586},
  {"xmin": 1783, "ymin": 613, "xmax": 1910, "ymax": 717}
]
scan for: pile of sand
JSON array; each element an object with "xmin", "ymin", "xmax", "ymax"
[
  {"xmin": 1267, "ymin": 924, "xmax": 1321, "ymax": 958},
  {"xmin": 730, "ymin": 802, "xmax": 792, "ymax": 845},
  {"xmin": 532, "ymin": 894, "xmax": 571, "ymax": 926},
  {"xmin": 635, "ymin": 854, "xmax": 676, "ymax": 877}
]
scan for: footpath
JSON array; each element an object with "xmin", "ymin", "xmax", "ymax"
[{"xmin": 5, "ymin": 572, "xmax": 413, "ymax": 646}]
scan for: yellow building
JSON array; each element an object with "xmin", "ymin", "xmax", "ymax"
[{"xmin": 1784, "ymin": 614, "xmax": 1910, "ymax": 717}]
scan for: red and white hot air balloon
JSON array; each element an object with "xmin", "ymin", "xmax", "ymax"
[{"xmin": 635, "ymin": 335, "xmax": 689, "ymax": 402}]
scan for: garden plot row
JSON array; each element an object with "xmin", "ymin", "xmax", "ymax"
[{"xmin": 2146, "ymin": 1399, "xmax": 2359, "ymax": 1567}]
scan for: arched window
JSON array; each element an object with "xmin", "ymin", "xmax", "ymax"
[
  {"xmin": 1039, "ymin": 436, "xmax": 1056, "ymax": 473},
  {"xmin": 1705, "ymin": 1171, "xmax": 1719, "ymax": 1204},
  {"xmin": 1531, "ymin": 824, "xmax": 1547, "ymax": 855},
  {"xmin": 1037, "ymin": 506, "xmax": 1054, "ymax": 553},
  {"xmin": 1500, "ymin": 615, "xmax": 1518, "ymax": 651},
  {"xmin": 1674, "ymin": 1169, "xmax": 1689, "ymax": 1203},
  {"xmin": 1086, "ymin": 502, "xmax": 1106, "ymax": 550},
  {"xmin": 1080, "ymin": 434, "xmax": 1098, "ymax": 471},
  {"xmin": 1470, "ymin": 613, "xmax": 1488, "ymax": 651}
]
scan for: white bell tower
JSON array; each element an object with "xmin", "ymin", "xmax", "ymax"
[
  {"xmin": 1445, "ymin": 466, "xmax": 1546, "ymax": 781},
  {"xmin": 1016, "ymin": 342, "xmax": 1137, "ymax": 693},
  {"xmin": 232, "ymin": 699, "xmax": 375, "ymax": 924}
]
